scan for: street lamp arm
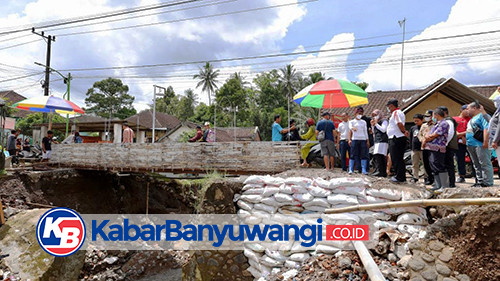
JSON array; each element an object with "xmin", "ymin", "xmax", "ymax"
[{"xmin": 34, "ymin": 62, "xmax": 67, "ymax": 80}]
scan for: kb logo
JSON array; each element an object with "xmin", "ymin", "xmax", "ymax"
[{"xmin": 36, "ymin": 208, "xmax": 86, "ymax": 257}]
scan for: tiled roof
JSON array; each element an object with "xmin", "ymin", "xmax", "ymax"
[
  {"xmin": 470, "ymin": 85, "xmax": 499, "ymax": 99},
  {"xmin": 0, "ymin": 90, "xmax": 29, "ymax": 118},
  {"xmin": 217, "ymin": 127, "xmax": 260, "ymax": 141},
  {"xmin": 126, "ymin": 110, "xmax": 181, "ymax": 129}
]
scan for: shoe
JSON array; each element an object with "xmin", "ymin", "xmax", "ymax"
[
  {"xmin": 456, "ymin": 177, "xmax": 465, "ymax": 183},
  {"xmin": 361, "ymin": 159, "xmax": 369, "ymax": 175},
  {"xmin": 411, "ymin": 178, "xmax": 418, "ymax": 183},
  {"xmin": 471, "ymin": 183, "xmax": 482, "ymax": 187},
  {"xmin": 390, "ymin": 177, "xmax": 405, "ymax": 183},
  {"xmin": 480, "ymin": 183, "xmax": 491, "ymax": 187},
  {"xmin": 424, "ymin": 178, "xmax": 432, "ymax": 185}
]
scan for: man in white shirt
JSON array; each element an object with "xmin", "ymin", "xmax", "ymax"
[
  {"xmin": 348, "ymin": 113, "xmax": 369, "ymax": 174},
  {"xmin": 387, "ymin": 99, "xmax": 407, "ymax": 183},
  {"xmin": 336, "ymin": 113, "xmax": 350, "ymax": 171}
]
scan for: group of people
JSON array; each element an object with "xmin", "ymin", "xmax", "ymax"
[
  {"xmin": 188, "ymin": 122, "xmax": 215, "ymax": 143},
  {"xmin": 6, "ymin": 129, "xmax": 29, "ymax": 165},
  {"xmin": 273, "ymin": 97, "xmax": 500, "ymax": 190}
]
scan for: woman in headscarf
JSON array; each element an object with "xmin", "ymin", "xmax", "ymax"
[
  {"xmin": 370, "ymin": 109, "xmax": 389, "ymax": 177},
  {"xmin": 489, "ymin": 94, "xmax": 500, "ymax": 169},
  {"xmin": 300, "ymin": 118, "xmax": 317, "ymax": 167}
]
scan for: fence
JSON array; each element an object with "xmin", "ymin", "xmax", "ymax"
[{"xmin": 50, "ymin": 142, "xmax": 301, "ymax": 174}]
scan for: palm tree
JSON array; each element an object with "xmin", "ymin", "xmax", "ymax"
[
  {"xmin": 193, "ymin": 62, "xmax": 219, "ymax": 106},
  {"xmin": 309, "ymin": 72, "xmax": 325, "ymax": 84},
  {"xmin": 279, "ymin": 64, "xmax": 301, "ymax": 132},
  {"xmin": 231, "ymin": 72, "xmax": 249, "ymax": 87}
]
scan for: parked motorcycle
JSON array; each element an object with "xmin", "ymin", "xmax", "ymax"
[{"xmin": 305, "ymin": 143, "xmax": 342, "ymax": 168}]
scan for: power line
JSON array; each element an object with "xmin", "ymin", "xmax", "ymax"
[
  {"xmin": 0, "ymin": 39, "xmax": 42, "ymax": 51},
  {"xmin": 0, "ymin": 72, "xmax": 44, "ymax": 84},
  {"xmin": 53, "ymin": 0, "xmax": 317, "ymax": 37},
  {"xmin": 0, "ymin": 0, "xmax": 204, "ymax": 36},
  {"xmin": 60, "ymin": 28, "xmax": 500, "ymax": 72}
]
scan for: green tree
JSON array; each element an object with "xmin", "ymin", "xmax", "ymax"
[
  {"xmin": 354, "ymin": 81, "xmax": 369, "ymax": 90},
  {"xmin": 214, "ymin": 75, "xmax": 254, "ymax": 127},
  {"xmin": 16, "ymin": 113, "xmax": 66, "ymax": 138},
  {"xmin": 177, "ymin": 89, "xmax": 198, "ymax": 121},
  {"xmin": 253, "ymin": 70, "xmax": 284, "ymax": 111},
  {"xmin": 309, "ymin": 72, "xmax": 325, "ymax": 84},
  {"xmin": 153, "ymin": 86, "xmax": 180, "ymax": 116},
  {"xmin": 84, "ymin": 78, "xmax": 136, "ymax": 119},
  {"xmin": 193, "ymin": 62, "xmax": 220, "ymax": 106}
]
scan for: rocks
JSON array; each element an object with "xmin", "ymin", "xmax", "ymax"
[
  {"xmin": 409, "ymin": 258, "xmax": 426, "ymax": 271},
  {"xmin": 337, "ymin": 256, "xmax": 351, "ymax": 269},
  {"xmin": 397, "ymin": 255, "xmax": 412, "ymax": 268},
  {"xmin": 436, "ymin": 263, "xmax": 451, "ymax": 277},
  {"xmin": 438, "ymin": 247, "xmax": 453, "ymax": 263},
  {"xmin": 103, "ymin": 256, "xmax": 119, "ymax": 265},
  {"xmin": 456, "ymin": 274, "xmax": 470, "ymax": 281},
  {"xmin": 428, "ymin": 241, "xmax": 444, "ymax": 251},
  {"xmin": 421, "ymin": 253, "xmax": 435, "ymax": 263},
  {"xmin": 420, "ymin": 269, "xmax": 438, "ymax": 281},
  {"xmin": 388, "ymin": 253, "xmax": 398, "ymax": 263}
]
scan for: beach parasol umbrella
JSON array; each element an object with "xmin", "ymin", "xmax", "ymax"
[
  {"xmin": 293, "ymin": 79, "xmax": 368, "ymax": 108},
  {"xmin": 12, "ymin": 95, "xmax": 85, "ymax": 115}
]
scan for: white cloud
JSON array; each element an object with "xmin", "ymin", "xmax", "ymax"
[
  {"xmin": 0, "ymin": 0, "xmax": 307, "ymax": 110},
  {"xmin": 358, "ymin": 0, "xmax": 500, "ymax": 91},
  {"xmin": 291, "ymin": 33, "xmax": 355, "ymax": 80}
]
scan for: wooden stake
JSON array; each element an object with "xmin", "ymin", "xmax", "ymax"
[
  {"xmin": 0, "ymin": 199, "xmax": 5, "ymax": 225},
  {"xmin": 146, "ymin": 182, "xmax": 149, "ymax": 215},
  {"xmin": 325, "ymin": 198, "xmax": 500, "ymax": 214}
]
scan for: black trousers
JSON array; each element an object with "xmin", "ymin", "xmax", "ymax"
[
  {"xmin": 422, "ymin": 150, "xmax": 434, "ymax": 183},
  {"xmin": 445, "ymin": 147, "xmax": 456, "ymax": 186},
  {"xmin": 389, "ymin": 136, "xmax": 406, "ymax": 182},
  {"xmin": 8, "ymin": 149, "xmax": 17, "ymax": 165},
  {"xmin": 429, "ymin": 150, "xmax": 446, "ymax": 175},
  {"xmin": 454, "ymin": 143, "xmax": 467, "ymax": 177},
  {"xmin": 372, "ymin": 154, "xmax": 387, "ymax": 177}
]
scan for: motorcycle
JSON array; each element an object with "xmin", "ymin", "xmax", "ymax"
[{"xmin": 305, "ymin": 143, "xmax": 342, "ymax": 168}]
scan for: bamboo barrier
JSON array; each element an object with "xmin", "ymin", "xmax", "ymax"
[
  {"xmin": 353, "ymin": 241, "xmax": 385, "ymax": 281},
  {"xmin": 325, "ymin": 198, "xmax": 500, "ymax": 214}
]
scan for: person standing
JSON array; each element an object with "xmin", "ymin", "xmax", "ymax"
[
  {"xmin": 466, "ymin": 101, "xmax": 493, "ymax": 187},
  {"xmin": 272, "ymin": 115, "xmax": 294, "ymax": 142},
  {"xmin": 203, "ymin": 122, "xmax": 216, "ymax": 142},
  {"xmin": 300, "ymin": 118, "xmax": 317, "ymax": 167},
  {"xmin": 409, "ymin": 114, "xmax": 426, "ymax": 182},
  {"xmin": 7, "ymin": 129, "xmax": 19, "ymax": 165},
  {"xmin": 370, "ymin": 109, "xmax": 388, "ymax": 177},
  {"xmin": 439, "ymin": 106, "xmax": 458, "ymax": 187},
  {"xmin": 316, "ymin": 112, "xmax": 337, "ymax": 171},
  {"xmin": 74, "ymin": 132, "xmax": 83, "ymax": 143},
  {"xmin": 336, "ymin": 113, "xmax": 350, "ymax": 172},
  {"xmin": 418, "ymin": 110, "xmax": 435, "ymax": 185},
  {"xmin": 453, "ymin": 105, "xmax": 471, "ymax": 183},
  {"xmin": 489, "ymin": 96, "xmax": 500, "ymax": 175},
  {"xmin": 348, "ymin": 113, "xmax": 369, "ymax": 174},
  {"xmin": 122, "ymin": 122, "xmax": 135, "ymax": 143},
  {"xmin": 422, "ymin": 108, "xmax": 450, "ymax": 191},
  {"xmin": 387, "ymin": 99, "xmax": 407, "ymax": 183},
  {"xmin": 42, "ymin": 130, "xmax": 58, "ymax": 161}
]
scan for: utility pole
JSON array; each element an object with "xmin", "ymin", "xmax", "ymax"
[
  {"xmin": 152, "ymin": 85, "xmax": 166, "ymax": 143},
  {"xmin": 32, "ymin": 28, "xmax": 55, "ymax": 96},
  {"xmin": 398, "ymin": 18, "xmax": 406, "ymax": 91}
]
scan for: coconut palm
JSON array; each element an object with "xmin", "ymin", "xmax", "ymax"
[
  {"xmin": 193, "ymin": 62, "xmax": 220, "ymax": 105},
  {"xmin": 279, "ymin": 64, "xmax": 302, "ymax": 133}
]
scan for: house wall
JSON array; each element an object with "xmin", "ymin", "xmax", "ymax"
[
  {"xmin": 405, "ymin": 92, "xmax": 463, "ymax": 122},
  {"xmin": 162, "ymin": 126, "xmax": 194, "ymax": 142}
]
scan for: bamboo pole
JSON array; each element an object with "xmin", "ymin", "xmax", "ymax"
[
  {"xmin": 26, "ymin": 202, "xmax": 57, "ymax": 208},
  {"xmin": 353, "ymin": 241, "xmax": 385, "ymax": 281},
  {"xmin": 325, "ymin": 198, "xmax": 500, "ymax": 214},
  {"xmin": 0, "ymin": 199, "xmax": 5, "ymax": 225}
]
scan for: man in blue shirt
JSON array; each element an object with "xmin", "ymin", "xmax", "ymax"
[
  {"xmin": 272, "ymin": 115, "xmax": 294, "ymax": 142},
  {"xmin": 466, "ymin": 101, "xmax": 493, "ymax": 187},
  {"xmin": 316, "ymin": 112, "xmax": 337, "ymax": 171}
]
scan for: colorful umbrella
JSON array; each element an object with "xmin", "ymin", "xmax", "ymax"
[
  {"xmin": 13, "ymin": 95, "xmax": 85, "ymax": 115},
  {"xmin": 293, "ymin": 79, "xmax": 368, "ymax": 108},
  {"xmin": 489, "ymin": 87, "xmax": 500, "ymax": 100}
]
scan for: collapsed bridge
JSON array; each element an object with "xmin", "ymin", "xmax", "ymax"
[{"xmin": 49, "ymin": 142, "xmax": 301, "ymax": 174}]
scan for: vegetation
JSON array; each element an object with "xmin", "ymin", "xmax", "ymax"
[
  {"xmin": 16, "ymin": 113, "xmax": 66, "ymax": 140},
  {"xmin": 84, "ymin": 78, "xmax": 136, "ymax": 119}
]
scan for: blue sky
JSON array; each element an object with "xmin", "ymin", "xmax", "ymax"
[{"xmin": 0, "ymin": 0, "xmax": 498, "ymax": 110}]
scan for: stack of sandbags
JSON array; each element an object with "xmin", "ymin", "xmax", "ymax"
[{"xmin": 237, "ymin": 175, "xmax": 428, "ymax": 280}]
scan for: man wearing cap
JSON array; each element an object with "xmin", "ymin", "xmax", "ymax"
[
  {"xmin": 386, "ymin": 99, "xmax": 407, "ymax": 183},
  {"xmin": 203, "ymin": 122, "xmax": 215, "ymax": 142},
  {"xmin": 418, "ymin": 110, "xmax": 435, "ymax": 185},
  {"xmin": 316, "ymin": 112, "xmax": 337, "ymax": 171},
  {"xmin": 453, "ymin": 105, "xmax": 471, "ymax": 183},
  {"xmin": 122, "ymin": 122, "xmax": 135, "ymax": 143}
]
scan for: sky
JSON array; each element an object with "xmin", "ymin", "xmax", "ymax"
[{"xmin": 0, "ymin": 0, "xmax": 499, "ymax": 112}]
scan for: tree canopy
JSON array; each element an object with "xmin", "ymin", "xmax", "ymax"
[{"xmin": 84, "ymin": 78, "xmax": 136, "ymax": 119}]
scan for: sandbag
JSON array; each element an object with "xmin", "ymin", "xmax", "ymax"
[
  {"xmin": 240, "ymin": 194, "xmax": 262, "ymax": 204},
  {"xmin": 312, "ymin": 178, "xmax": 330, "ymax": 188},
  {"xmin": 237, "ymin": 200, "xmax": 253, "ymax": 211},
  {"xmin": 374, "ymin": 220, "xmax": 398, "ymax": 229},
  {"xmin": 330, "ymin": 185, "xmax": 366, "ymax": 197},
  {"xmin": 327, "ymin": 194, "xmax": 358, "ymax": 205},
  {"xmin": 242, "ymin": 187, "xmax": 265, "ymax": 195},
  {"xmin": 329, "ymin": 177, "xmax": 370, "ymax": 188},
  {"xmin": 260, "ymin": 255, "xmax": 284, "ymax": 267},
  {"xmin": 292, "ymin": 193, "xmax": 314, "ymax": 203},
  {"xmin": 254, "ymin": 203, "xmax": 277, "ymax": 214},
  {"xmin": 262, "ymin": 186, "xmax": 280, "ymax": 197},
  {"xmin": 246, "ymin": 242, "xmax": 266, "ymax": 253},
  {"xmin": 237, "ymin": 209, "xmax": 251, "ymax": 218},
  {"xmin": 396, "ymin": 213, "xmax": 427, "ymax": 225},
  {"xmin": 244, "ymin": 248, "xmax": 262, "ymax": 263},
  {"xmin": 246, "ymin": 265, "xmax": 261, "ymax": 278},
  {"xmin": 302, "ymin": 198, "xmax": 329, "ymax": 208},
  {"xmin": 307, "ymin": 185, "xmax": 331, "ymax": 197},
  {"xmin": 263, "ymin": 176, "xmax": 285, "ymax": 187},
  {"xmin": 289, "ymin": 252, "xmax": 310, "ymax": 262},
  {"xmin": 321, "ymin": 213, "xmax": 360, "ymax": 224},
  {"xmin": 244, "ymin": 175, "xmax": 267, "ymax": 185},
  {"xmin": 265, "ymin": 249, "xmax": 288, "ymax": 262},
  {"xmin": 303, "ymin": 205, "xmax": 327, "ymax": 212},
  {"xmin": 261, "ymin": 197, "xmax": 285, "ymax": 207},
  {"xmin": 290, "ymin": 184, "xmax": 309, "ymax": 194},
  {"xmin": 280, "ymin": 184, "xmax": 293, "ymax": 194},
  {"xmin": 274, "ymin": 193, "xmax": 294, "ymax": 203},
  {"xmin": 366, "ymin": 188, "xmax": 402, "ymax": 201},
  {"xmin": 315, "ymin": 244, "xmax": 340, "ymax": 254},
  {"xmin": 284, "ymin": 260, "xmax": 301, "ymax": 268},
  {"xmin": 398, "ymin": 224, "xmax": 426, "ymax": 235},
  {"xmin": 284, "ymin": 177, "xmax": 312, "ymax": 187}
]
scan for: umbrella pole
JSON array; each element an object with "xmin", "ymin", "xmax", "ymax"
[{"xmin": 48, "ymin": 113, "xmax": 53, "ymax": 131}]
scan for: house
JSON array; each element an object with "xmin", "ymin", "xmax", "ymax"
[
  {"xmin": 0, "ymin": 90, "xmax": 29, "ymax": 118},
  {"xmin": 327, "ymin": 78, "xmax": 498, "ymax": 126},
  {"xmin": 125, "ymin": 110, "xmax": 182, "ymax": 143},
  {"xmin": 160, "ymin": 123, "xmax": 261, "ymax": 142}
]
